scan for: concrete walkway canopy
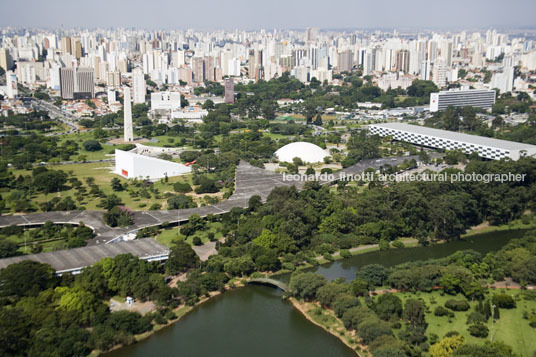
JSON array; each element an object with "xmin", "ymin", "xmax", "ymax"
[{"xmin": 0, "ymin": 238, "xmax": 169, "ymax": 275}]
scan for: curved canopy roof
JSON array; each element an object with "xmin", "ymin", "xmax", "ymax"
[{"xmin": 274, "ymin": 142, "xmax": 329, "ymax": 163}]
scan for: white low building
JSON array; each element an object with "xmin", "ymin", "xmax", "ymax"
[
  {"xmin": 369, "ymin": 123, "xmax": 536, "ymax": 161},
  {"xmin": 151, "ymin": 92, "xmax": 182, "ymax": 111},
  {"xmin": 115, "ymin": 150, "xmax": 191, "ymax": 180},
  {"xmin": 274, "ymin": 142, "xmax": 330, "ymax": 163}
]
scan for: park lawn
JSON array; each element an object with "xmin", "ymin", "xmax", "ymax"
[
  {"xmin": 274, "ymin": 114, "xmax": 306, "ymax": 122},
  {"xmin": 76, "ymin": 145, "xmax": 116, "ymax": 161},
  {"xmin": 462, "ymin": 219, "xmax": 536, "ymax": 237},
  {"xmin": 262, "ymin": 132, "xmax": 292, "ymax": 140},
  {"xmin": 322, "ymin": 115, "xmax": 338, "ymax": 121},
  {"xmin": 394, "ymin": 290, "xmax": 536, "ymax": 357},
  {"xmin": 9, "ymin": 162, "xmax": 195, "ymax": 211},
  {"xmin": 156, "ymin": 221, "xmax": 223, "ymax": 247},
  {"xmin": 156, "ymin": 229, "xmax": 185, "ymax": 247},
  {"xmin": 56, "ymin": 131, "xmax": 117, "ymax": 161},
  {"xmin": 140, "ymin": 135, "xmax": 185, "ymax": 148}
]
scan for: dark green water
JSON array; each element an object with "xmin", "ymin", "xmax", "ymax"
[
  {"xmin": 108, "ymin": 228, "xmax": 529, "ymax": 357},
  {"xmin": 108, "ymin": 285, "xmax": 356, "ymax": 357},
  {"xmin": 291, "ymin": 228, "xmax": 531, "ymax": 282}
]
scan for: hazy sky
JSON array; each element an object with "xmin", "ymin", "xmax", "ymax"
[{"xmin": 1, "ymin": 0, "xmax": 535, "ymax": 30}]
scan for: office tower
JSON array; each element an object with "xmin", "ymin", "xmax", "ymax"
[
  {"xmin": 0, "ymin": 48, "xmax": 13, "ymax": 71},
  {"xmin": 6, "ymin": 71, "xmax": 17, "ymax": 99},
  {"xmin": 192, "ymin": 57, "xmax": 205, "ymax": 83},
  {"xmin": 123, "ymin": 87, "xmax": 134, "ymax": 142},
  {"xmin": 60, "ymin": 68, "xmax": 75, "ymax": 99},
  {"xmin": 76, "ymin": 68, "xmax": 95, "ymax": 98},
  {"xmin": 430, "ymin": 89, "xmax": 496, "ymax": 112},
  {"xmin": 60, "ymin": 67, "xmax": 95, "ymax": 99},
  {"xmin": 395, "ymin": 50, "xmax": 410, "ymax": 73},
  {"xmin": 337, "ymin": 50, "xmax": 353, "ymax": 72},
  {"xmin": 224, "ymin": 78, "xmax": 234, "ymax": 104},
  {"xmin": 132, "ymin": 67, "xmax": 146, "ymax": 104}
]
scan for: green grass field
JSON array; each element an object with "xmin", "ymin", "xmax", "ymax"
[
  {"xmin": 462, "ymin": 219, "xmax": 536, "ymax": 237},
  {"xmin": 9, "ymin": 162, "xmax": 195, "ymax": 211},
  {"xmin": 56, "ymin": 131, "xmax": 116, "ymax": 161},
  {"xmin": 156, "ymin": 221, "xmax": 223, "ymax": 247},
  {"xmin": 394, "ymin": 290, "xmax": 536, "ymax": 356},
  {"xmin": 139, "ymin": 135, "xmax": 187, "ymax": 148}
]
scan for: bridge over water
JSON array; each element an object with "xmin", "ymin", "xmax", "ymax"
[{"xmin": 247, "ymin": 278, "xmax": 289, "ymax": 292}]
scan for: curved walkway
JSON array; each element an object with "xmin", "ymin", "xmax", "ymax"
[{"xmin": 0, "ymin": 156, "xmax": 419, "ymax": 244}]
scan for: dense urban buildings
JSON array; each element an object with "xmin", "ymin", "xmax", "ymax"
[
  {"xmin": 0, "ymin": 27, "xmax": 534, "ymax": 105},
  {"xmin": 0, "ymin": 12, "xmax": 536, "ymax": 357}
]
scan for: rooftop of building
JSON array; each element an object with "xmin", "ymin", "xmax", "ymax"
[
  {"xmin": 0, "ymin": 238, "xmax": 169, "ymax": 273},
  {"xmin": 370, "ymin": 122, "xmax": 536, "ymax": 151}
]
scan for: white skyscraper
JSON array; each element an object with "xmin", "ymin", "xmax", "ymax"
[
  {"xmin": 6, "ymin": 71, "xmax": 17, "ymax": 99},
  {"xmin": 123, "ymin": 87, "xmax": 134, "ymax": 142},
  {"xmin": 420, "ymin": 60, "xmax": 430, "ymax": 80},
  {"xmin": 432, "ymin": 59, "xmax": 447, "ymax": 88},
  {"xmin": 132, "ymin": 67, "xmax": 146, "ymax": 104},
  {"xmin": 491, "ymin": 66, "xmax": 515, "ymax": 94}
]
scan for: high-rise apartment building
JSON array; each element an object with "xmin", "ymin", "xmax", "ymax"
[
  {"xmin": 61, "ymin": 37, "xmax": 72, "ymax": 55},
  {"xmin": 432, "ymin": 59, "xmax": 447, "ymax": 88},
  {"xmin": 0, "ymin": 48, "xmax": 13, "ymax": 71},
  {"xmin": 248, "ymin": 50, "xmax": 256, "ymax": 81},
  {"xmin": 6, "ymin": 71, "xmax": 17, "ymax": 99},
  {"xmin": 395, "ymin": 50, "xmax": 410, "ymax": 73},
  {"xmin": 107, "ymin": 71, "xmax": 121, "ymax": 87},
  {"xmin": 224, "ymin": 78, "xmax": 234, "ymax": 104},
  {"xmin": 192, "ymin": 57, "xmax": 205, "ymax": 83},
  {"xmin": 337, "ymin": 50, "xmax": 353, "ymax": 72}
]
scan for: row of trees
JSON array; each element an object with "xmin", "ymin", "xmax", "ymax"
[
  {"xmin": 0, "ymin": 239, "xmax": 207, "ymax": 356},
  {"xmin": 287, "ymin": 230, "xmax": 536, "ymax": 356},
  {"xmin": 203, "ymin": 157, "xmax": 535, "ymax": 277}
]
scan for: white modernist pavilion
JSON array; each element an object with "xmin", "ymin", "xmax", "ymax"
[
  {"xmin": 369, "ymin": 123, "xmax": 536, "ymax": 161},
  {"xmin": 115, "ymin": 149, "xmax": 191, "ymax": 180}
]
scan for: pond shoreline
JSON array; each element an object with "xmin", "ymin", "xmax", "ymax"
[
  {"xmin": 289, "ymin": 297, "xmax": 362, "ymax": 356},
  {"xmin": 95, "ymin": 282, "xmax": 245, "ymax": 356}
]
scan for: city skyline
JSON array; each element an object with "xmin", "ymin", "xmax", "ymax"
[{"xmin": 2, "ymin": 0, "xmax": 536, "ymax": 30}]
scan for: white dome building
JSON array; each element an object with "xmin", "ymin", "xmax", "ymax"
[{"xmin": 274, "ymin": 142, "xmax": 330, "ymax": 163}]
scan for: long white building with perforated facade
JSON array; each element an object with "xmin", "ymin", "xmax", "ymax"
[{"xmin": 369, "ymin": 123, "xmax": 536, "ymax": 161}]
